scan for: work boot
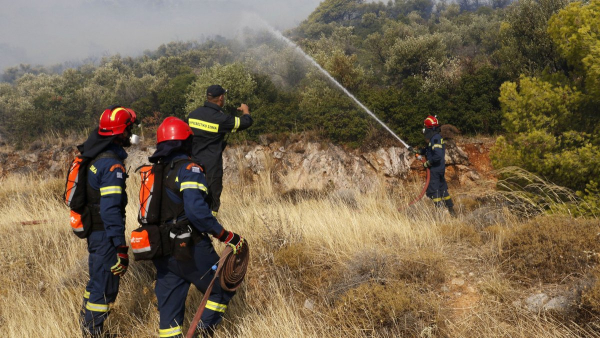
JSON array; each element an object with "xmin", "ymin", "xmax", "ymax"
[{"xmin": 447, "ymin": 206, "xmax": 456, "ymax": 217}]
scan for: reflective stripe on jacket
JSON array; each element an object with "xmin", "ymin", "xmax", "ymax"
[{"xmin": 187, "ymin": 101, "xmax": 253, "ymax": 178}]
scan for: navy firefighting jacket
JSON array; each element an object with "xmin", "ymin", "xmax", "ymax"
[
  {"xmin": 187, "ymin": 101, "xmax": 253, "ymax": 178},
  {"xmin": 163, "ymin": 153, "xmax": 224, "ymax": 236},
  {"xmin": 420, "ymin": 132, "xmax": 445, "ymax": 172},
  {"xmin": 87, "ymin": 144, "xmax": 128, "ymax": 247}
]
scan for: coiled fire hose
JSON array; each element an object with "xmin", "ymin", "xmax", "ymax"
[{"xmin": 186, "ymin": 242, "xmax": 250, "ymax": 338}]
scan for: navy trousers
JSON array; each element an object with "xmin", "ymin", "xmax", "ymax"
[
  {"xmin": 426, "ymin": 169, "xmax": 454, "ymax": 209},
  {"xmin": 81, "ymin": 231, "xmax": 120, "ymax": 337},
  {"xmin": 153, "ymin": 235, "xmax": 235, "ymax": 337}
]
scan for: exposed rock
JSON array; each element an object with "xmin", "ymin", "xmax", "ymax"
[
  {"xmin": 451, "ymin": 278, "xmax": 465, "ymax": 287},
  {"xmin": 304, "ymin": 299, "xmax": 315, "ymax": 311},
  {"xmin": 24, "ymin": 153, "xmax": 38, "ymax": 162},
  {"xmin": 524, "ymin": 293, "xmax": 549, "ymax": 313},
  {"xmin": 0, "ymin": 139, "xmax": 494, "ymax": 197},
  {"xmin": 464, "ymin": 206, "xmax": 508, "ymax": 229},
  {"xmin": 543, "ymin": 296, "xmax": 571, "ymax": 313}
]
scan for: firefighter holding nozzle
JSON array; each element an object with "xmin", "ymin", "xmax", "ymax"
[{"xmin": 408, "ymin": 115, "xmax": 455, "ymax": 216}]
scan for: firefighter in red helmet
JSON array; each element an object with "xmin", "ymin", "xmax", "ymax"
[
  {"xmin": 411, "ymin": 115, "xmax": 455, "ymax": 215},
  {"xmin": 78, "ymin": 106, "xmax": 137, "ymax": 337},
  {"xmin": 146, "ymin": 117, "xmax": 244, "ymax": 337}
]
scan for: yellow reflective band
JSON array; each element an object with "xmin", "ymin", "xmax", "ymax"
[
  {"xmin": 432, "ymin": 197, "xmax": 443, "ymax": 202},
  {"xmin": 86, "ymin": 302, "xmax": 109, "ymax": 313},
  {"xmin": 189, "ymin": 118, "xmax": 219, "ymax": 133},
  {"xmin": 100, "ymin": 186, "xmax": 122, "ymax": 196},
  {"xmin": 111, "ymin": 107, "xmax": 127, "ymax": 121},
  {"xmin": 212, "ymin": 211, "xmax": 218, "ymax": 217},
  {"xmin": 90, "ymin": 165, "xmax": 97, "ymax": 174},
  {"xmin": 83, "ymin": 291, "xmax": 90, "ymax": 299},
  {"xmin": 443, "ymin": 196, "xmax": 452, "ymax": 200},
  {"xmin": 205, "ymin": 300, "xmax": 227, "ymax": 313},
  {"xmin": 433, "ymin": 144, "xmax": 443, "ymax": 149},
  {"xmin": 180, "ymin": 182, "xmax": 208, "ymax": 192},
  {"xmin": 159, "ymin": 326, "xmax": 183, "ymax": 337},
  {"xmin": 232, "ymin": 116, "xmax": 240, "ymax": 133}
]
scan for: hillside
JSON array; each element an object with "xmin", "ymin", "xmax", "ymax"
[
  {"xmin": 0, "ymin": 132, "xmax": 494, "ymax": 195},
  {"xmin": 1, "ymin": 0, "xmax": 600, "ymax": 336},
  {"xmin": 1, "ymin": 134, "xmax": 600, "ymax": 337}
]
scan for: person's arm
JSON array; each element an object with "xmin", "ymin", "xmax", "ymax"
[
  {"xmin": 178, "ymin": 163, "xmax": 224, "ymax": 236},
  {"xmin": 428, "ymin": 137, "xmax": 444, "ymax": 166},
  {"xmin": 219, "ymin": 104, "xmax": 253, "ymax": 133},
  {"xmin": 98, "ymin": 160, "xmax": 127, "ymax": 247}
]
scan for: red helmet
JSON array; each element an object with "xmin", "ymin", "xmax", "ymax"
[
  {"xmin": 157, "ymin": 117, "xmax": 193, "ymax": 144},
  {"xmin": 424, "ymin": 115, "xmax": 439, "ymax": 129},
  {"xmin": 98, "ymin": 106, "xmax": 136, "ymax": 136}
]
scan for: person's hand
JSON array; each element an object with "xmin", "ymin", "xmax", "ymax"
[
  {"xmin": 217, "ymin": 230, "xmax": 245, "ymax": 255},
  {"xmin": 237, "ymin": 104, "xmax": 250, "ymax": 115},
  {"xmin": 423, "ymin": 161, "xmax": 432, "ymax": 168},
  {"xmin": 110, "ymin": 246, "xmax": 129, "ymax": 276},
  {"xmin": 416, "ymin": 154, "xmax": 423, "ymax": 161}
]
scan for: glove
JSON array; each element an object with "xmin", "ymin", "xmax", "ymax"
[
  {"xmin": 216, "ymin": 230, "xmax": 245, "ymax": 255},
  {"xmin": 423, "ymin": 161, "xmax": 432, "ymax": 168},
  {"xmin": 110, "ymin": 246, "xmax": 129, "ymax": 276},
  {"xmin": 408, "ymin": 146, "xmax": 420, "ymax": 154}
]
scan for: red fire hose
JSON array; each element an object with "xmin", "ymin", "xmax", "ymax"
[
  {"xmin": 186, "ymin": 242, "xmax": 249, "ymax": 338},
  {"xmin": 399, "ymin": 156, "xmax": 430, "ymax": 211}
]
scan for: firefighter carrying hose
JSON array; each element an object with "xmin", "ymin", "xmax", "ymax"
[
  {"xmin": 77, "ymin": 106, "xmax": 137, "ymax": 337},
  {"xmin": 187, "ymin": 85, "xmax": 253, "ymax": 217},
  {"xmin": 409, "ymin": 115, "xmax": 455, "ymax": 216},
  {"xmin": 147, "ymin": 117, "xmax": 245, "ymax": 338}
]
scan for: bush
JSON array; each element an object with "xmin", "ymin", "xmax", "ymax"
[
  {"xmin": 329, "ymin": 281, "xmax": 440, "ymax": 335},
  {"xmin": 500, "ymin": 216, "xmax": 600, "ymax": 283}
]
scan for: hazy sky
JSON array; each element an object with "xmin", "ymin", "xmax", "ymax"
[{"xmin": 0, "ymin": 0, "xmax": 323, "ymax": 71}]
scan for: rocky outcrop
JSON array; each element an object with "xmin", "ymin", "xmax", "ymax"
[{"xmin": 0, "ymin": 137, "xmax": 494, "ymax": 193}]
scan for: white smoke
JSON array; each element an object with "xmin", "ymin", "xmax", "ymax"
[{"xmin": 0, "ymin": 0, "xmax": 322, "ymax": 72}]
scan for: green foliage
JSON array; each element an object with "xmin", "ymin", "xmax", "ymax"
[
  {"xmin": 445, "ymin": 66, "xmax": 505, "ymax": 134},
  {"xmin": 495, "ymin": 0, "xmax": 569, "ymax": 76},
  {"xmin": 548, "ymin": 0, "xmax": 600, "ymax": 96},
  {"xmin": 0, "ymin": 0, "xmax": 568, "ymax": 150},
  {"xmin": 298, "ymin": 72, "xmax": 369, "ymax": 146},
  {"xmin": 492, "ymin": 0, "xmax": 600, "ymax": 201},
  {"xmin": 385, "ymin": 33, "xmax": 447, "ymax": 80},
  {"xmin": 158, "ymin": 69, "xmax": 196, "ymax": 120},
  {"xmin": 185, "ymin": 62, "xmax": 258, "ymax": 114},
  {"xmin": 499, "ymin": 76, "xmax": 581, "ymax": 135}
]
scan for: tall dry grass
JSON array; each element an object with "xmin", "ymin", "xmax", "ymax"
[{"xmin": 0, "ymin": 162, "xmax": 599, "ymax": 337}]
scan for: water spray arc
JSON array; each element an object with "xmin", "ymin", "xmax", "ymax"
[{"xmin": 257, "ymin": 19, "xmax": 410, "ymax": 149}]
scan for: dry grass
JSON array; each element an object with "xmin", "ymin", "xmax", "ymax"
[{"xmin": 1, "ymin": 164, "xmax": 600, "ymax": 338}]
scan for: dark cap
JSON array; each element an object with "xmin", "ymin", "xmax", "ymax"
[{"xmin": 206, "ymin": 84, "xmax": 227, "ymax": 97}]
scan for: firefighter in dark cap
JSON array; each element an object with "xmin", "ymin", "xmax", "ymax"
[{"xmin": 187, "ymin": 85, "xmax": 253, "ymax": 217}]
